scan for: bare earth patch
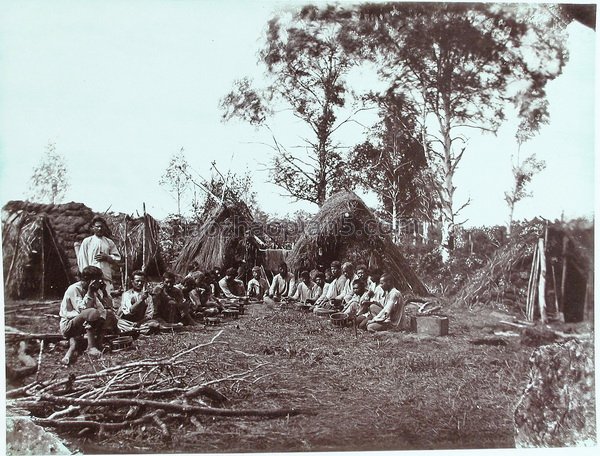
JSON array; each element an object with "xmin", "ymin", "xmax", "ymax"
[{"xmin": 5, "ymin": 299, "xmax": 539, "ymax": 453}]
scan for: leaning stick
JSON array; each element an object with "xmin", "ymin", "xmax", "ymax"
[{"xmin": 34, "ymin": 340, "xmax": 44, "ymax": 383}]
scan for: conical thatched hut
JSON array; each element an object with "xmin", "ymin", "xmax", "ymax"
[
  {"xmin": 173, "ymin": 202, "xmax": 266, "ymax": 275},
  {"xmin": 288, "ymin": 191, "xmax": 429, "ymax": 296}
]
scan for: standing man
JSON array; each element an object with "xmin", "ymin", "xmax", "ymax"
[{"xmin": 77, "ymin": 216, "xmax": 121, "ymax": 296}]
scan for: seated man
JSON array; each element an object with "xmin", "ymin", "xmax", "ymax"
[
  {"xmin": 343, "ymin": 278, "xmax": 372, "ymax": 320},
  {"xmin": 247, "ymin": 266, "xmax": 269, "ymax": 299},
  {"xmin": 59, "ymin": 266, "xmax": 118, "ymax": 364},
  {"xmin": 314, "ymin": 261, "xmax": 352, "ymax": 310},
  {"xmin": 291, "ymin": 270, "xmax": 322, "ymax": 303},
  {"xmin": 218, "ymin": 267, "xmax": 246, "ymax": 299},
  {"xmin": 363, "ymin": 273, "xmax": 405, "ymax": 332},
  {"xmin": 265, "ymin": 262, "xmax": 296, "ymax": 305},
  {"xmin": 367, "ymin": 268, "xmax": 382, "ymax": 296},
  {"xmin": 188, "ymin": 273, "xmax": 221, "ymax": 318},
  {"xmin": 117, "ymin": 270, "xmax": 159, "ymax": 333},
  {"xmin": 152, "ymin": 271, "xmax": 194, "ymax": 325}
]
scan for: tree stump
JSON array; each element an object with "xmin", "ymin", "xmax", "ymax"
[{"xmin": 514, "ymin": 339, "xmax": 596, "ymax": 447}]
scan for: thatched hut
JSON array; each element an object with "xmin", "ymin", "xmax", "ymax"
[
  {"xmin": 173, "ymin": 202, "xmax": 265, "ymax": 276},
  {"xmin": 2, "ymin": 200, "xmax": 167, "ymax": 297},
  {"xmin": 2, "ymin": 200, "xmax": 96, "ymax": 282},
  {"xmin": 104, "ymin": 212, "xmax": 167, "ymax": 282},
  {"xmin": 287, "ymin": 191, "xmax": 429, "ymax": 296},
  {"xmin": 456, "ymin": 219, "xmax": 593, "ymax": 323},
  {"xmin": 2, "ymin": 211, "xmax": 71, "ymax": 299}
]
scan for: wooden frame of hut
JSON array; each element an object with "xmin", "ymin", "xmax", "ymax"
[
  {"xmin": 104, "ymin": 209, "xmax": 167, "ymax": 285},
  {"xmin": 287, "ymin": 191, "xmax": 429, "ymax": 296},
  {"xmin": 173, "ymin": 202, "xmax": 266, "ymax": 278}
]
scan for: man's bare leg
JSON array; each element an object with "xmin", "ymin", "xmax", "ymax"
[
  {"xmin": 85, "ymin": 329, "xmax": 102, "ymax": 357},
  {"xmin": 61, "ymin": 337, "xmax": 78, "ymax": 365}
]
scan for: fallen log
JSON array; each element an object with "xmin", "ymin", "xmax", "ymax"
[{"xmin": 6, "ymin": 333, "xmax": 64, "ymax": 343}]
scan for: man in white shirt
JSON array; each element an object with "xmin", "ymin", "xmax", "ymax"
[
  {"xmin": 59, "ymin": 266, "xmax": 116, "ymax": 364},
  {"xmin": 77, "ymin": 216, "xmax": 121, "ymax": 296},
  {"xmin": 365, "ymin": 273, "xmax": 405, "ymax": 332},
  {"xmin": 117, "ymin": 270, "xmax": 159, "ymax": 333},
  {"xmin": 266, "ymin": 262, "xmax": 296, "ymax": 303},
  {"xmin": 218, "ymin": 267, "xmax": 246, "ymax": 299}
]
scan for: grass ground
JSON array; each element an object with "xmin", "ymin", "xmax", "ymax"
[{"xmin": 5, "ymin": 298, "xmax": 536, "ymax": 453}]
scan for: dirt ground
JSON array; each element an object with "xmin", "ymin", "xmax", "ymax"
[{"xmin": 3, "ymin": 297, "xmax": 586, "ymax": 453}]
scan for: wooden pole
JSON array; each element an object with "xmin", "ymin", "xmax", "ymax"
[
  {"xmin": 560, "ymin": 235, "xmax": 568, "ymax": 313},
  {"xmin": 525, "ymin": 244, "xmax": 538, "ymax": 321},
  {"xmin": 41, "ymin": 221, "xmax": 46, "ymax": 300},
  {"xmin": 537, "ymin": 237, "xmax": 547, "ymax": 324},
  {"xmin": 142, "ymin": 203, "xmax": 147, "ymax": 273},
  {"xmin": 123, "ymin": 214, "xmax": 128, "ymax": 290},
  {"xmin": 529, "ymin": 245, "xmax": 540, "ymax": 322}
]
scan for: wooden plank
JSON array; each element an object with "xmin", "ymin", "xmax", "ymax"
[{"xmin": 538, "ymin": 238, "xmax": 547, "ymax": 324}]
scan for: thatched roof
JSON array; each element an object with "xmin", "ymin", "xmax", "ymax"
[
  {"xmin": 104, "ymin": 212, "xmax": 166, "ymax": 280},
  {"xmin": 288, "ymin": 191, "xmax": 429, "ymax": 296},
  {"xmin": 2, "ymin": 200, "xmax": 96, "ymax": 279},
  {"xmin": 2, "ymin": 211, "xmax": 71, "ymax": 298},
  {"xmin": 173, "ymin": 202, "xmax": 265, "ymax": 274}
]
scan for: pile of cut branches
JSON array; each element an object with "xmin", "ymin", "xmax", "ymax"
[{"xmin": 6, "ymin": 331, "xmax": 304, "ymax": 440}]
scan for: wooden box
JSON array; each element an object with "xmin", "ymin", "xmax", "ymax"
[{"xmin": 415, "ymin": 315, "xmax": 449, "ymax": 336}]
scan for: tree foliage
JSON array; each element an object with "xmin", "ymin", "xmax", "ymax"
[
  {"xmin": 159, "ymin": 148, "xmax": 191, "ymax": 216},
  {"xmin": 221, "ymin": 5, "xmax": 361, "ymax": 206},
  {"xmin": 28, "ymin": 142, "xmax": 69, "ymax": 204},
  {"xmin": 193, "ymin": 167, "xmax": 257, "ymax": 218},
  {"xmin": 348, "ymin": 90, "xmax": 429, "ymax": 234},
  {"xmin": 505, "ymin": 153, "xmax": 546, "ymax": 235},
  {"xmin": 345, "ymin": 2, "xmax": 567, "ymax": 259}
]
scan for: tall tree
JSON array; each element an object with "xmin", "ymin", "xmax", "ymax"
[
  {"xmin": 159, "ymin": 147, "xmax": 190, "ymax": 217},
  {"xmin": 28, "ymin": 142, "xmax": 69, "ymax": 204},
  {"xmin": 221, "ymin": 5, "xmax": 362, "ymax": 206},
  {"xmin": 348, "ymin": 2, "xmax": 567, "ymax": 260},
  {"xmin": 348, "ymin": 90, "xmax": 428, "ymax": 240}
]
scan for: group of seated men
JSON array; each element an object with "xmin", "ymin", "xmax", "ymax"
[{"xmin": 58, "ymin": 260, "xmax": 406, "ymax": 365}]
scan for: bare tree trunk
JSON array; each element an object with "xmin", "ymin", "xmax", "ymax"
[
  {"xmin": 507, "ymin": 200, "xmax": 515, "ymax": 237},
  {"xmin": 439, "ymin": 120, "xmax": 455, "ymax": 263}
]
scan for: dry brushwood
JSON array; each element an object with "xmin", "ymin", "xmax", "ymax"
[{"xmin": 6, "ymin": 330, "xmax": 308, "ymax": 437}]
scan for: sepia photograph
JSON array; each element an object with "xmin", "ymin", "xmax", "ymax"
[{"xmin": 0, "ymin": 0, "xmax": 596, "ymax": 454}]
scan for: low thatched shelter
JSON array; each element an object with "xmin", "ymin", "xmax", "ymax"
[
  {"xmin": 2, "ymin": 211, "xmax": 71, "ymax": 299},
  {"xmin": 2, "ymin": 200, "xmax": 96, "ymax": 283},
  {"xmin": 456, "ymin": 219, "xmax": 593, "ymax": 323},
  {"xmin": 288, "ymin": 191, "xmax": 429, "ymax": 296},
  {"xmin": 104, "ymin": 212, "xmax": 167, "ymax": 282},
  {"xmin": 173, "ymin": 202, "xmax": 266, "ymax": 276}
]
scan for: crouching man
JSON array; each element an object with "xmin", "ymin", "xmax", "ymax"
[{"xmin": 59, "ymin": 266, "xmax": 118, "ymax": 365}]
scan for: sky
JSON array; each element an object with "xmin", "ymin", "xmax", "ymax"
[{"xmin": 0, "ymin": 0, "xmax": 596, "ymax": 228}]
